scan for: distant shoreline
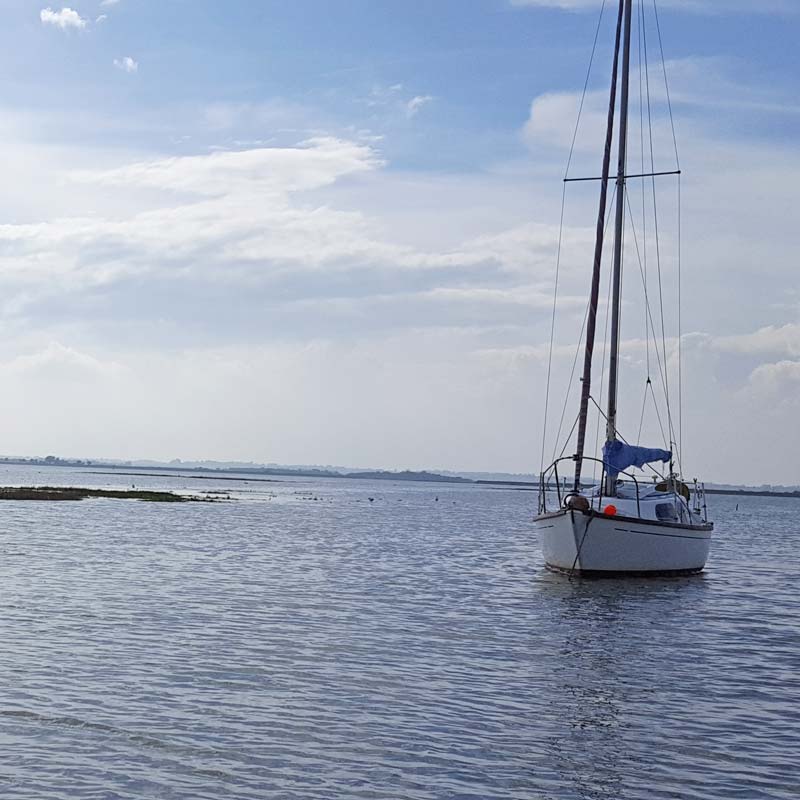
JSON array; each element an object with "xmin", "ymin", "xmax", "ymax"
[
  {"xmin": 0, "ymin": 458, "xmax": 471, "ymax": 485},
  {"xmin": 2, "ymin": 457, "xmax": 798, "ymax": 498},
  {"xmin": 703, "ymin": 488, "xmax": 800, "ymax": 499}
]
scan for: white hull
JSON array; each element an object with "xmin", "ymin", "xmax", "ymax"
[{"xmin": 534, "ymin": 508, "xmax": 712, "ymax": 576}]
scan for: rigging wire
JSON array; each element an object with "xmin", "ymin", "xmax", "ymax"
[
  {"xmin": 542, "ymin": 0, "xmax": 686, "ymax": 482},
  {"xmin": 642, "ymin": 0, "xmax": 680, "ymax": 470},
  {"xmin": 637, "ymin": 0, "xmax": 651, "ymax": 381},
  {"xmin": 652, "ymin": 0, "xmax": 681, "ymax": 169},
  {"xmin": 647, "ymin": 379, "xmax": 669, "ymax": 450},
  {"xmin": 678, "ymin": 173, "xmax": 683, "ymax": 472},
  {"xmin": 557, "ymin": 413, "xmax": 582, "ymax": 461},
  {"xmin": 624, "ymin": 189, "xmax": 672, "ymax": 450},
  {"xmin": 539, "ymin": 0, "xmax": 608, "ymax": 476},
  {"xmin": 651, "ymin": 0, "xmax": 683, "ymax": 474},
  {"xmin": 605, "ymin": 0, "xmax": 680, "ymax": 468},
  {"xmin": 652, "ymin": 0, "xmax": 686, "ymax": 472},
  {"xmin": 549, "ymin": 300, "xmax": 589, "ymax": 467},
  {"xmin": 591, "ymin": 238, "xmax": 615, "ymax": 481},
  {"xmin": 636, "ymin": 379, "xmax": 649, "ymax": 446},
  {"xmin": 550, "ymin": 184, "xmax": 617, "ymax": 466},
  {"xmin": 565, "ymin": 0, "xmax": 609, "ymax": 181},
  {"xmin": 539, "ymin": 183, "xmax": 569, "ymax": 476},
  {"xmin": 653, "ymin": 0, "xmax": 683, "ymax": 472},
  {"xmin": 635, "ymin": 0, "xmax": 648, "ymax": 449}
]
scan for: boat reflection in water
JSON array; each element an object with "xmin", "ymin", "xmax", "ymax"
[{"xmin": 535, "ymin": 568, "xmax": 711, "ymax": 797}]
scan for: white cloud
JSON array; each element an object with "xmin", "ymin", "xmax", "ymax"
[
  {"xmin": 521, "ymin": 59, "xmax": 726, "ymax": 156},
  {"xmin": 0, "ymin": 136, "xmax": 567, "ymax": 367},
  {"xmin": 3, "ymin": 342, "xmax": 122, "ymax": 382},
  {"xmin": 113, "ymin": 56, "xmax": 138, "ymax": 74},
  {"xmin": 367, "ymin": 84, "xmax": 404, "ymax": 107},
  {"xmin": 96, "ymin": 14, "xmax": 107, "ymax": 23},
  {"xmin": 39, "ymin": 7, "xmax": 88, "ymax": 30},
  {"xmin": 100, "ymin": 0, "xmax": 120, "ymax": 6},
  {"xmin": 523, "ymin": 90, "xmax": 603, "ymax": 154},
  {"xmin": 748, "ymin": 360, "xmax": 800, "ymax": 391},
  {"xmin": 366, "ymin": 85, "xmax": 434, "ymax": 120},
  {"xmin": 405, "ymin": 95, "xmax": 434, "ymax": 118},
  {"xmin": 0, "ymin": 42, "xmax": 796, "ymax": 481},
  {"xmin": 710, "ymin": 325, "xmax": 800, "ymax": 359},
  {"xmin": 73, "ymin": 136, "xmax": 381, "ymax": 196}
]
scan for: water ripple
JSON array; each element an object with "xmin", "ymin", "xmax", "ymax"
[{"xmin": 0, "ymin": 466, "xmax": 798, "ymax": 798}]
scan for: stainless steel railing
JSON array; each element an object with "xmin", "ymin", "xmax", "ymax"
[
  {"xmin": 538, "ymin": 457, "xmax": 709, "ymax": 523},
  {"xmin": 538, "ymin": 456, "xmax": 642, "ymax": 516}
]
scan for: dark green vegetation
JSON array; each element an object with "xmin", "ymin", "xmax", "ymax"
[
  {"xmin": 704, "ymin": 488, "xmax": 800, "ymax": 499},
  {"xmin": 0, "ymin": 486, "xmax": 196, "ymax": 502}
]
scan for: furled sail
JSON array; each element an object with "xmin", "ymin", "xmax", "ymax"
[{"xmin": 603, "ymin": 440, "xmax": 671, "ymax": 477}]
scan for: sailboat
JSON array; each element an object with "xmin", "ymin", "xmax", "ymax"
[{"xmin": 533, "ymin": 0, "xmax": 713, "ymax": 576}]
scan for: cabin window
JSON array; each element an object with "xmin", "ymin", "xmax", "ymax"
[{"xmin": 655, "ymin": 503, "xmax": 677, "ymax": 521}]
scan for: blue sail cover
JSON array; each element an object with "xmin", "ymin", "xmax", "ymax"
[{"xmin": 603, "ymin": 440, "xmax": 671, "ymax": 477}]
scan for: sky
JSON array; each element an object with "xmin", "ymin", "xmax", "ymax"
[{"xmin": 0, "ymin": 1, "xmax": 797, "ymax": 484}]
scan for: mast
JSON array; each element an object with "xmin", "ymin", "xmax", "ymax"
[
  {"xmin": 572, "ymin": 0, "xmax": 626, "ymax": 492},
  {"xmin": 605, "ymin": 0, "xmax": 634, "ymax": 495}
]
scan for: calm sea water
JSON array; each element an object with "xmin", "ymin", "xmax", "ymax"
[{"xmin": 0, "ymin": 464, "xmax": 798, "ymax": 799}]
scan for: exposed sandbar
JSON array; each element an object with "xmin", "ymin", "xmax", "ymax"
[{"xmin": 0, "ymin": 486, "xmax": 199, "ymax": 502}]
